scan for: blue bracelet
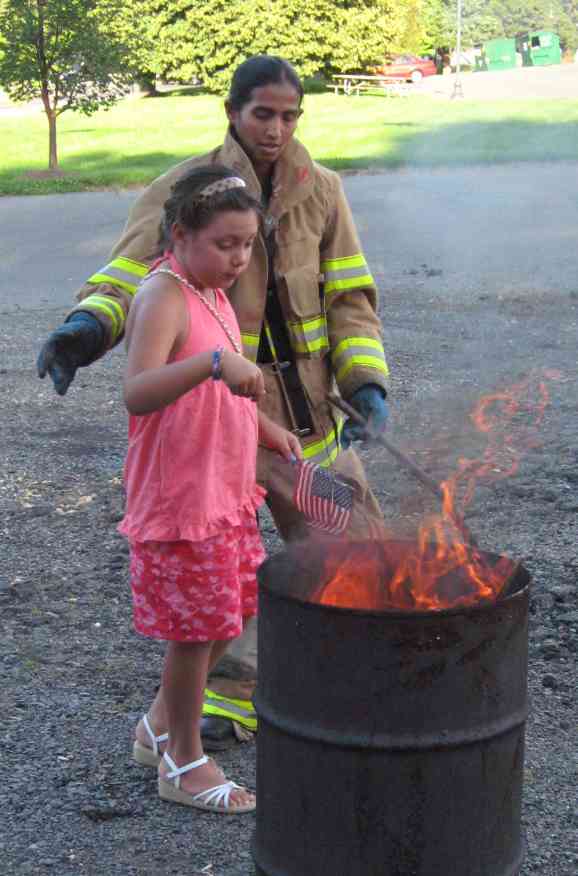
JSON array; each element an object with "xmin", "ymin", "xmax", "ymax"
[{"xmin": 212, "ymin": 346, "xmax": 224, "ymax": 380}]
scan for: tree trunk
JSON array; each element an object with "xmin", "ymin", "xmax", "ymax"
[
  {"xmin": 46, "ymin": 109, "xmax": 58, "ymax": 170},
  {"xmin": 137, "ymin": 72, "xmax": 158, "ymax": 96},
  {"xmin": 37, "ymin": 3, "xmax": 58, "ymax": 171}
]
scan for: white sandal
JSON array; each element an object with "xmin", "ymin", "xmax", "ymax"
[
  {"xmin": 132, "ymin": 714, "xmax": 169, "ymax": 767},
  {"xmin": 158, "ymin": 752, "xmax": 256, "ymax": 814}
]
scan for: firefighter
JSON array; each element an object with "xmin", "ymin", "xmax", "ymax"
[{"xmin": 37, "ymin": 55, "xmax": 390, "ymax": 752}]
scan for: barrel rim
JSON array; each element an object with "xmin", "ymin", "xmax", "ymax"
[{"xmin": 258, "ymin": 548, "xmax": 530, "ymax": 621}]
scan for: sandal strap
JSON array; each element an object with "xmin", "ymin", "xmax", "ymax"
[
  {"xmin": 143, "ymin": 714, "xmax": 169, "ymax": 754},
  {"xmin": 193, "ymin": 781, "xmax": 240, "ymax": 809},
  {"xmin": 163, "ymin": 751, "xmax": 209, "ymax": 782}
]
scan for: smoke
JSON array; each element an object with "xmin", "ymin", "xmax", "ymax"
[{"xmin": 342, "ymin": 150, "xmax": 576, "ymax": 543}]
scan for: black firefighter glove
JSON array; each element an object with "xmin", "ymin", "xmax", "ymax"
[
  {"xmin": 340, "ymin": 384, "xmax": 389, "ymax": 450},
  {"xmin": 37, "ymin": 312, "xmax": 105, "ymax": 396}
]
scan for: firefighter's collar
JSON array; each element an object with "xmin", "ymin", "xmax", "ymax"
[{"xmin": 220, "ymin": 129, "xmax": 315, "ymax": 213}]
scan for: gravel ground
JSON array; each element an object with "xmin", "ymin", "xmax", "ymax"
[{"xmin": 2, "ymin": 170, "xmax": 577, "ymax": 874}]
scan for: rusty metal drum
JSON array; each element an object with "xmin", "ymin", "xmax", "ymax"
[{"xmin": 253, "ymin": 542, "xmax": 529, "ymax": 876}]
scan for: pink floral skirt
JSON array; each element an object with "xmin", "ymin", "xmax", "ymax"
[{"xmin": 128, "ymin": 514, "xmax": 265, "ymax": 642}]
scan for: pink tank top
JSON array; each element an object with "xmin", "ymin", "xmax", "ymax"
[{"xmin": 118, "ymin": 264, "xmax": 266, "ymax": 543}]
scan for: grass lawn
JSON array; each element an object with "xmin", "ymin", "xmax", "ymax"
[{"xmin": 2, "ymin": 91, "xmax": 578, "ymax": 195}]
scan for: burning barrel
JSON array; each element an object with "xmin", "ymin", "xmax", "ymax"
[{"xmin": 253, "ymin": 540, "xmax": 529, "ymax": 876}]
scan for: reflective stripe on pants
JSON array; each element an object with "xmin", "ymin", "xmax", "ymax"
[{"xmin": 202, "ymin": 688, "xmax": 257, "ymax": 730}]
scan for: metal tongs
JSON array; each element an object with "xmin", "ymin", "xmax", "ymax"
[
  {"xmin": 327, "ymin": 394, "xmax": 523, "ymax": 600},
  {"xmin": 327, "ymin": 393, "xmax": 444, "ymax": 500},
  {"xmin": 327, "ymin": 393, "xmax": 479, "ymax": 547}
]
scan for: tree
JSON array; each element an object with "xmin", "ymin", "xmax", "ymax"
[
  {"xmin": 0, "ymin": 0, "xmax": 137, "ymax": 170},
  {"xmin": 440, "ymin": 0, "xmax": 578, "ymax": 49},
  {"xmin": 419, "ymin": 0, "xmax": 454, "ymax": 52},
  {"xmin": 395, "ymin": 0, "xmax": 428, "ymax": 54},
  {"xmin": 141, "ymin": 0, "xmax": 404, "ymax": 94},
  {"xmin": 106, "ymin": 0, "xmax": 159, "ymax": 93},
  {"xmin": 556, "ymin": 7, "xmax": 578, "ymax": 51},
  {"xmin": 327, "ymin": 0, "xmax": 405, "ymax": 73},
  {"xmin": 546, "ymin": 0, "xmax": 578, "ymax": 51}
]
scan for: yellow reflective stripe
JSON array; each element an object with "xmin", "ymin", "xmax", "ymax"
[
  {"xmin": 321, "ymin": 254, "xmax": 367, "ymax": 272},
  {"xmin": 114, "ymin": 256, "xmax": 149, "ymax": 276},
  {"xmin": 241, "ymin": 332, "xmax": 260, "ymax": 362},
  {"xmin": 333, "ymin": 337, "xmax": 384, "ymax": 358},
  {"xmin": 292, "ymin": 336, "xmax": 329, "ymax": 354},
  {"xmin": 203, "ymin": 689, "xmax": 255, "ymax": 715},
  {"xmin": 264, "ymin": 322, "xmax": 278, "ymax": 358},
  {"xmin": 303, "ymin": 316, "xmax": 324, "ymax": 330},
  {"xmin": 202, "ymin": 689, "xmax": 257, "ymax": 730},
  {"xmin": 302, "ymin": 424, "xmax": 341, "ymax": 468},
  {"xmin": 88, "ymin": 256, "xmax": 149, "ymax": 296},
  {"xmin": 332, "ymin": 337, "xmax": 389, "ymax": 382},
  {"xmin": 88, "ymin": 273, "xmax": 139, "ymax": 295},
  {"xmin": 337, "ymin": 355, "xmax": 389, "ymax": 382},
  {"xmin": 288, "ymin": 315, "xmax": 329, "ymax": 354},
  {"xmin": 202, "ymin": 703, "xmax": 257, "ymax": 730},
  {"xmin": 321, "ymin": 253, "xmax": 374, "ymax": 297},
  {"xmin": 324, "ymin": 273, "xmax": 375, "ymax": 296},
  {"xmin": 77, "ymin": 294, "xmax": 123, "ymax": 340}
]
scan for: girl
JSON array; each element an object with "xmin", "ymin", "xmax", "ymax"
[
  {"xmin": 118, "ymin": 165, "xmax": 302, "ymax": 813},
  {"xmin": 40, "ymin": 55, "xmax": 388, "ymax": 752}
]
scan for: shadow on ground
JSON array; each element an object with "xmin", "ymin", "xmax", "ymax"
[
  {"xmin": 0, "ymin": 151, "xmax": 183, "ymax": 195},
  {"xmin": 395, "ymin": 118, "xmax": 578, "ymax": 166},
  {"xmin": 3, "ymin": 117, "xmax": 578, "ymax": 195},
  {"xmin": 331, "ymin": 118, "xmax": 578, "ymax": 171}
]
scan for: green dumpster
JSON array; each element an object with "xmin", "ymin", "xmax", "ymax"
[
  {"xmin": 519, "ymin": 31, "xmax": 562, "ymax": 66},
  {"xmin": 482, "ymin": 38, "xmax": 517, "ymax": 71}
]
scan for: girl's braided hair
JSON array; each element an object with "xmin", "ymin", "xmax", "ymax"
[{"xmin": 158, "ymin": 164, "xmax": 262, "ymax": 252}]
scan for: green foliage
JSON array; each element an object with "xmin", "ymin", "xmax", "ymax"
[
  {"xmin": 551, "ymin": 0, "xmax": 578, "ymax": 51},
  {"xmin": 0, "ymin": 0, "xmax": 136, "ymax": 112},
  {"xmin": 140, "ymin": 0, "xmax": 404, "ymax": 94},
  {"xmin": 396, "ymin": 0, "xmax": 428, "ymax": 54},
  {"xmin": 106, "ymin": 0, "xmax": 159, "ymax": 82},
  {"xmin": 492, "ymin": 0, "xmax": 557, "ymax": 37},
  {"xmin": 442, "ymin": 0, "xmax": 578, "ymax": 50},
  {"xmin": 85, "ymin": 0, "xmax": 578, "ymax": 98},
  {"xmin": 324, "ymin": 1, "xmax": 404, "ymax": 73},
  {"xmin": 0, "ymin": 0, "xmax": 139, "ymax": 167},
  {"xmin": 419, "ymin": 0, "xmax": 454, "ymax": 50}
]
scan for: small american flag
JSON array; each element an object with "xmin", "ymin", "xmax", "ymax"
[{"xmin": 294, "ymin": 461, "xmax": 354, "ymax": 535}]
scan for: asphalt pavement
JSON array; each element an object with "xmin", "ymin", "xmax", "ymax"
[{"xmin": 2, "ymin": 162, "xmax": 578, "ymax": 317}]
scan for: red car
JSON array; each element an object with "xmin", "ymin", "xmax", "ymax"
[{"xmin": 374, "ymin": 54, "xmax": 437, "ymax": 83}]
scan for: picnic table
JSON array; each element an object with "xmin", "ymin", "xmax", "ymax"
[{"xmin": 330, "ymin": 73, "xmax": 412, "ymax": 97}]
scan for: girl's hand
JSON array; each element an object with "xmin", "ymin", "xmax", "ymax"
[
  {"xmin": 221, "ymin": 351, "xmax": 265, "ymax": 401},
  {"xmin": 259, "ymin": 414, "xmax": 303, "ymax": 462}
]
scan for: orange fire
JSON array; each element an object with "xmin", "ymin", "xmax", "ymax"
[{"xmin": 317, "ymin": 371, "xmax": 559, "ymax": 613}]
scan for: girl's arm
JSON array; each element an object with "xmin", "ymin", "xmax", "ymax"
[
  {"xmin": 258, "ymin": 411, "xmax": 303, "ymax": 462},
  {"xmin": 124, "ymin": 278, "xmax": 265, "ymax": 415},
  {"xmin": 123, "ymin": 280, "xmax": 213, "ymax": 415}
]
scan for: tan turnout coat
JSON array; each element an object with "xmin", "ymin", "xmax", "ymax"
[{"xmin": 72, "ymin": 132, "xmax": 389, "ymax": 469}]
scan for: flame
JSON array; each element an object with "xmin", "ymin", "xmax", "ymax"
[{"xmin": 318, "ymin": 371, "xmax": 559, "ymax": 613}]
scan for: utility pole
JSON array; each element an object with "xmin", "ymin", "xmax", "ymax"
[{"xmin": 451, "ymin": 0, "xmax": 464, "ymax": 99}]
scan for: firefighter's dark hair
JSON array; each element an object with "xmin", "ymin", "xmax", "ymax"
[
  {"xmin": 228, "ymin": 55, "xmax": 304, "ymax": 111},
  {"xmin": 158, "ymin": 164, "xmax": 261, "ymax": 251}
]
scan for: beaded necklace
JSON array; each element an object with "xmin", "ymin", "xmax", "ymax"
[{"xmin": 148, "ymin": 266, "xmax": 242, "ymax": 355}]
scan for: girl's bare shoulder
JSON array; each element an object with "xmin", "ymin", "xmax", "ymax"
[
  {"xmin": 126, "ymin": 271, "xmax": 186, "ymax": 344},
  {"xmin": 136, "ymin": 270, "xmax": 184, "ymax": 305}
]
